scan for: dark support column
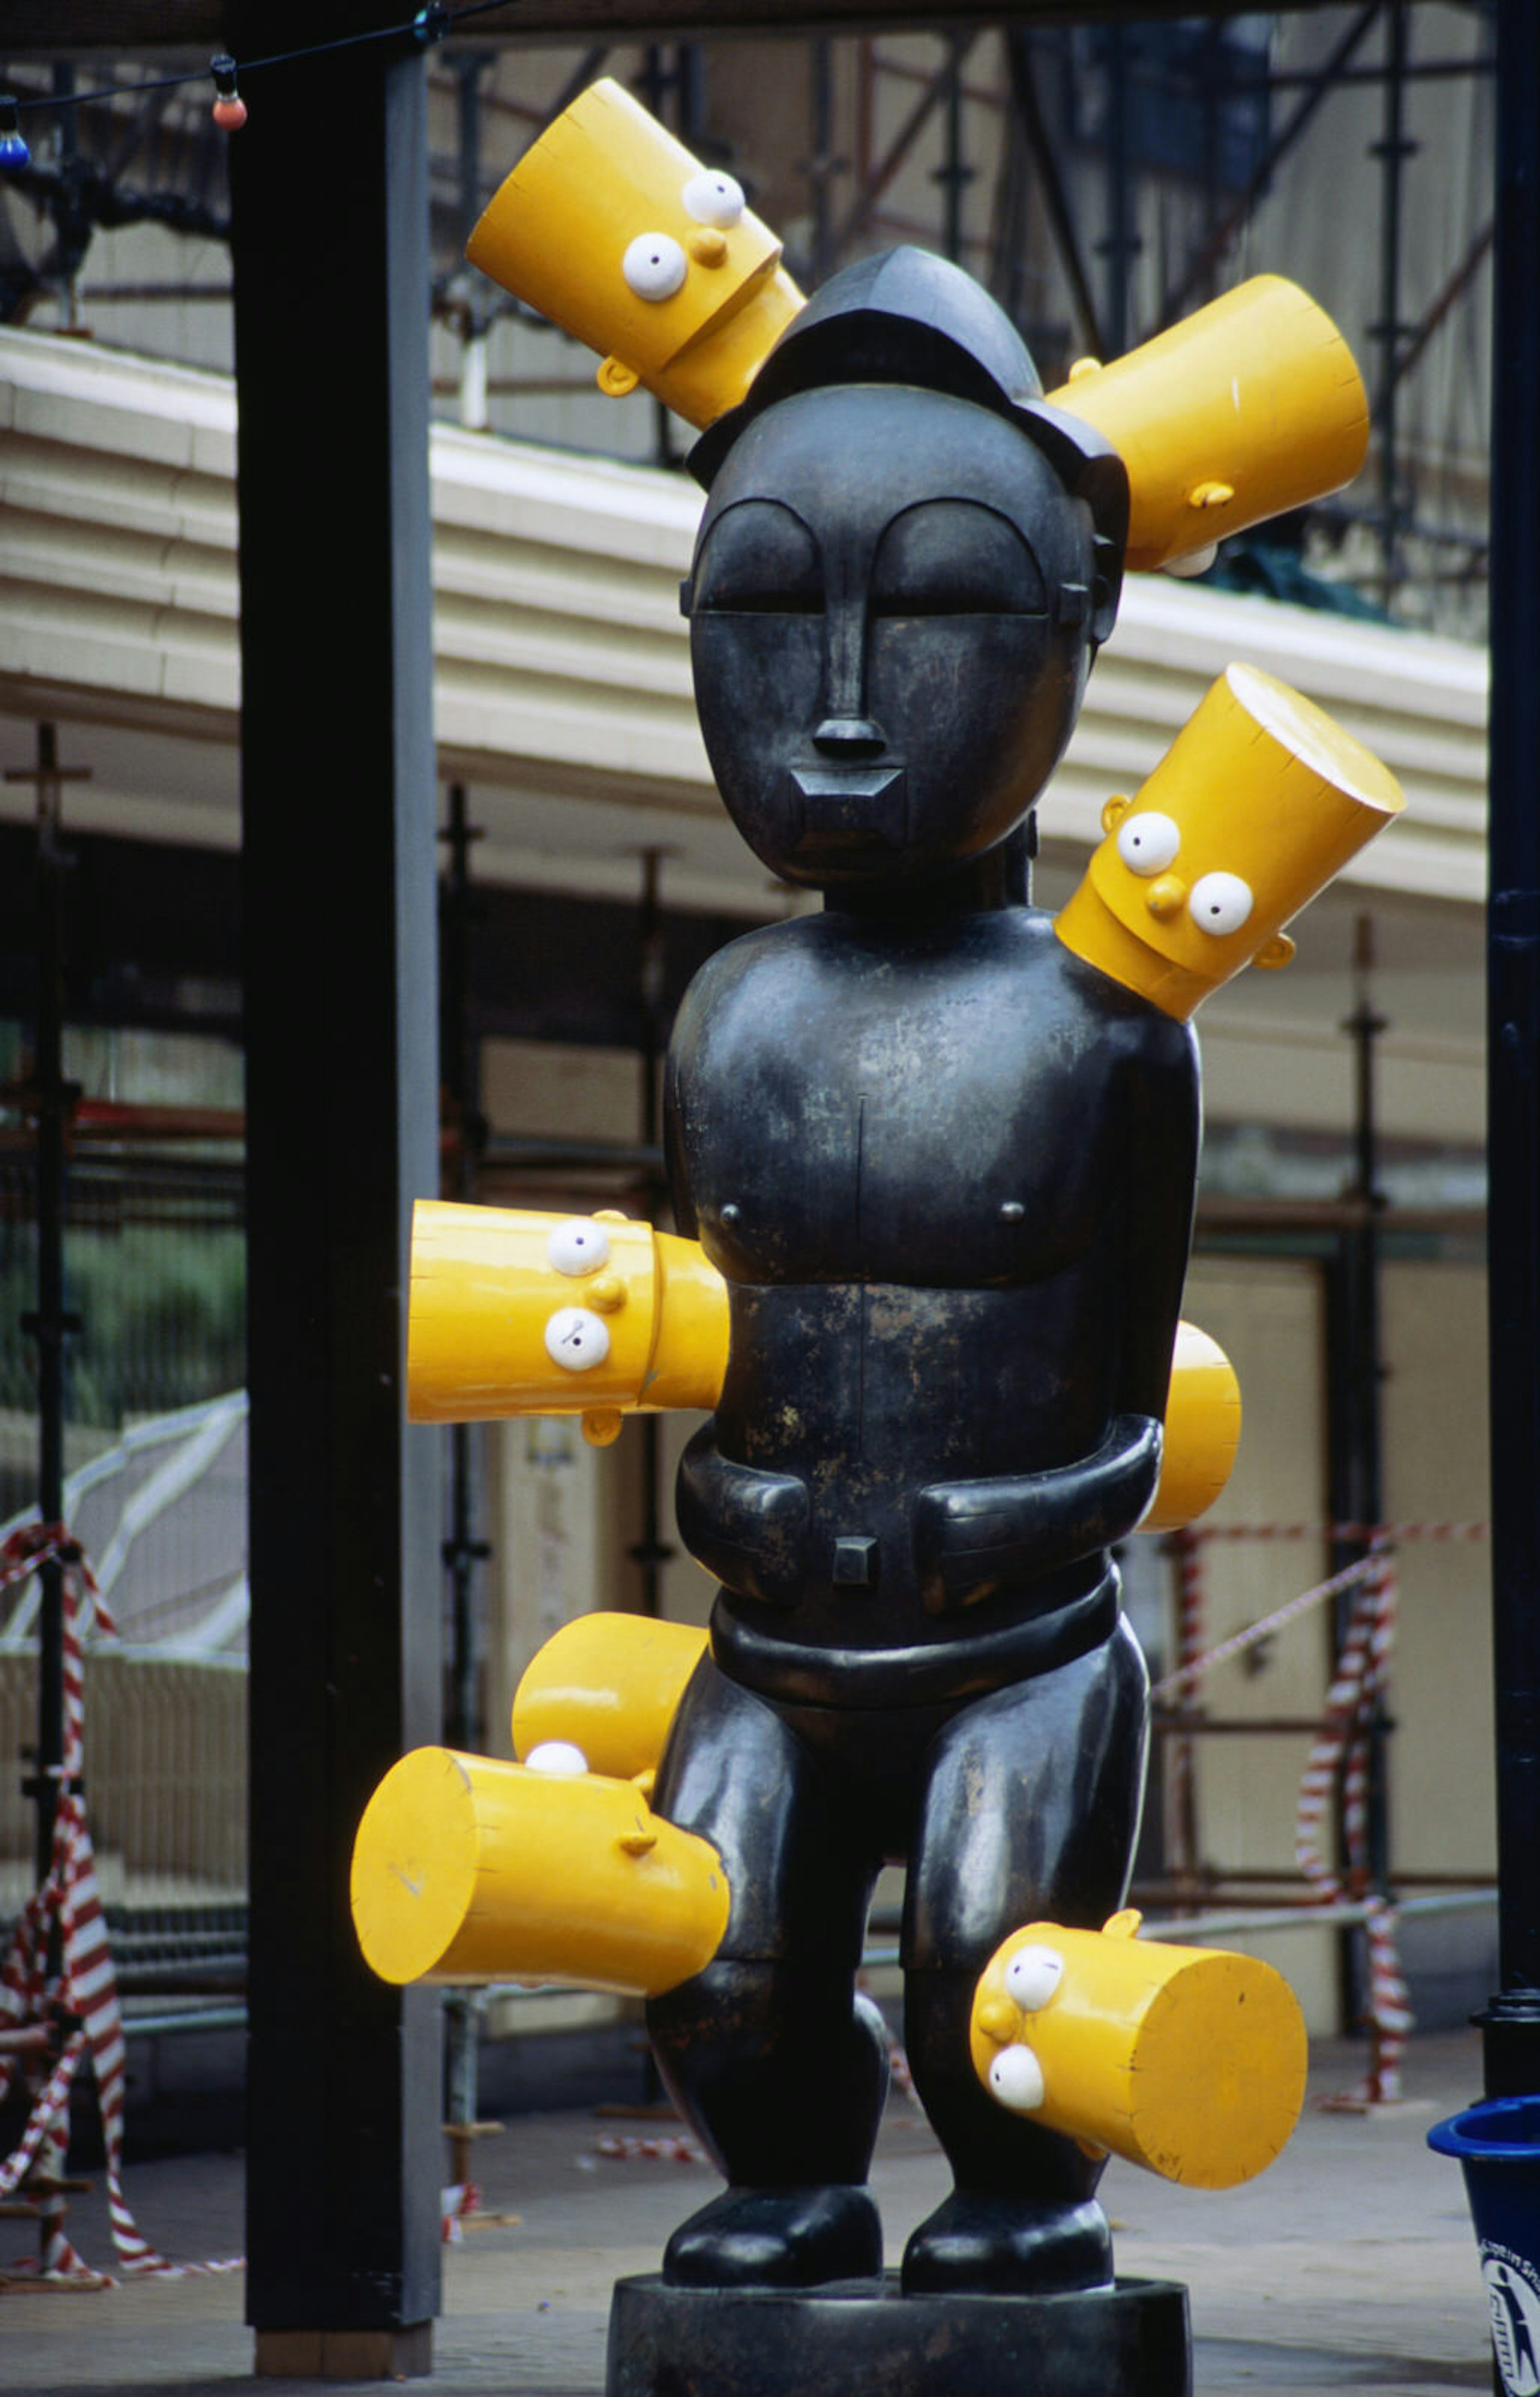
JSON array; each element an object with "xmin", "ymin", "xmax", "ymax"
[
  {"xmin": 8, "ymin": 725, "xmax": 87, "ymax": 1898},
  {"xmin": 231, "ymin": 19, "xmax": 441, "ymax": 2371},
  {"xmin": 1481, "ymin": 0, "xmax": 1540, "ymax": 2102}
]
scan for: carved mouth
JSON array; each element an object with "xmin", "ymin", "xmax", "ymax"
[{"xmin": 790, "ymin": 765, "xmax": 908, "ymax": 853}]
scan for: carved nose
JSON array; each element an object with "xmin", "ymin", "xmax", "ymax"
[{"xmin": 813, "ymin": 716, "xmax": 886, "ymax": 761}]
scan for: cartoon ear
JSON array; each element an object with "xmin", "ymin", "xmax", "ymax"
[
  {"xmin": 1255, "ymin": 932, "xmax": 1296, "ymax": 970},
  {"xmin": 1102, "ymin": 1908, "xmax": 1143, "ymax": 1939},
  {"xmin": 1100, "ymin": 794, "xmax": 1133, "ymax": 835},
  {"xmin": 598, "ymin": 355, "xmax": 640, "ymax": 397}
]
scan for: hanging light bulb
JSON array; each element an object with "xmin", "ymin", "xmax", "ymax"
[
  {"xmin": 0, "ymin": 97, "xmax": 30, "ymax": 171},
  {"xmin": 210, "ymin": 55, "xmax": 247, "ymax": 133}
]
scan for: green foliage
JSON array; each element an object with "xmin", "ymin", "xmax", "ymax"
[{"xmin": 64, "ymin": 1218, "xmax": 246, "ymax": 1426}]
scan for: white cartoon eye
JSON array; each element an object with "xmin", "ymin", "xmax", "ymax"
[
  {"xmin": 1003, "ymin": 1945, "xmax": 1064, "ymax": 2013},
  {"xmin": 1189, "ymin": 871, "xmax": 1254, "ymax": 936},
  {"xmin": 682, "ymin": 169, "xmax": 745, "ymax": 229},
  {"xmin": 524, "ymin": 1740, "xmax": 589, "ymax": 1777},
  {"xmin": 1116, "ymin": 811, "xmax": 1181, "ymax": 877},
  {"xmin": 544, "ymin": 1307, "xmax": 611, "ymax": 1372},
  {"xmin": 987, "ymin": 2044, "xmax": 1046, "ymax": 2114},
  {"xmin": 547, "ymin": 1218, "xmax": 611, "ymax": 1277},
  {"xmin": 623, "ymin": 233, "xmax": 688, "ymax": 301}
]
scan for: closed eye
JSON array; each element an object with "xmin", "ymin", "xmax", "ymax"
[
  {"xmin": 868, "ymin": 592, "xmax": 1045, "ymax": 618},
  {"xmin": 871, "ymin": 500, "xmax": 1048, "ymax": 618},
  {"xmin": 694, "ymin": 588, "xmax": 825, "ymax": 614}
]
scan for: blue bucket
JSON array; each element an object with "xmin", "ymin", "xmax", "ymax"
[{"xmin": 1430, "ymin": 2096, "xmax": 1540, "ymax": 2395}]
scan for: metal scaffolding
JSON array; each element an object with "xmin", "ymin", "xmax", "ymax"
[{"xmin": 0, "ymin": 7, "xmax": 1496, "ymax": 628}]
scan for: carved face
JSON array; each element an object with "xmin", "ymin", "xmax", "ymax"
[{"xmin": 686, "ymin": 384, "xmax": 1098, "ymax": 889}]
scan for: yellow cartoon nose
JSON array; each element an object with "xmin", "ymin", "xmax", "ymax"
[{"xmin": 1145, "ymin": 874, "xmax": 1188, "ymax": 920}]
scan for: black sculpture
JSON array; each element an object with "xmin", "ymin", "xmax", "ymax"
[{"xmin": 645, "ymin": 249, "xmax": 1196, "ymax": 2300}]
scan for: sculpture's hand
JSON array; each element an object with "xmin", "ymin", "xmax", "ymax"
[
  {"xmin": 914, "ymin": 1413, "xmax": 1162, "ymax": 1613},
  {"xmin": 676, "ymin": 1425, "xmax": 810, "ymax": 1609}
]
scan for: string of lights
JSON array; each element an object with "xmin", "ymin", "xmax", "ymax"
[{"xmin": 0, "ymin": 1, "xmax": 517, "ymax": 168}]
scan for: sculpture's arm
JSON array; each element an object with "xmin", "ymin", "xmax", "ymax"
[
  {"xmin": 914, "ymin": 1414, "xmax": 1165, "ymax": 1615},
  {"xmin": 674, "ymin": 1424, "xmax": 809, "ymax": 1609},
  {"xmin": 915, "ymin": 1015, "xmax": 1201, "ymax": 1615}
]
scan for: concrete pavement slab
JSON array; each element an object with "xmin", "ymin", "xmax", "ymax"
[{"xmin": 0, "ymin": 2032, "xmax": 1498, "ymax": 2395}]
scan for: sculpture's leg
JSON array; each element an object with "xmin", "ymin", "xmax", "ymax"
[
  {"xmin": 647, "ymin": 1654, "xmax": 888, "ymax": 2288},
  {"xmin": 901, "ymin": 1614, "xmax": 1149, "ymax": 2296}
]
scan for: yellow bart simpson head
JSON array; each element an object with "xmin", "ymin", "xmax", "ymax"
[
  {"xmin": 1055, "ymin": 664, "xmax": 1404, "ymax": 1022},
  {"xmin": 1044, "ymin": 278, "xmax": 1371, "ymax": 573},
  {"xmin": 465, "ymin": 77, "xmax": 804, "ymax": 430}
]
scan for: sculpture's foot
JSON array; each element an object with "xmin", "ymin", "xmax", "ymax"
[
  {"xmin": 662, "ymin": 2184, "xmax": 882, "ymax": 2289},
  {"xmin": 900, "ymin": 2192, "xmax": 1112, "ymax": 2296}
]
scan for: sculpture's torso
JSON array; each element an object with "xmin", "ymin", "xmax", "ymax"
[{"xmin": 667, "ymin": 901, "xmax": 1200, "ymax": 1705}]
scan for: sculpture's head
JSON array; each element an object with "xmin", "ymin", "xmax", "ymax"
[{"xmin": 681, "ymin": 250, "xmax": 1129, "ymax": 889}]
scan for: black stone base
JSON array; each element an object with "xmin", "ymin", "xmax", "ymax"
[{"xmin": 607, "ymin": 2270, "xmax": 1190, "ymax": 2397}]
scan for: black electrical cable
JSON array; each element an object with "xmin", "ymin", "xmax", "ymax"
[{"xmin": 3, "ymin": 0, "xmax": 518, "ymax": 126}]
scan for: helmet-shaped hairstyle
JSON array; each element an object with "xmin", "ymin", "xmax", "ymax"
[{"xmin": 690, "ymin": 246, "xmax": 1131, "ymax": 641}]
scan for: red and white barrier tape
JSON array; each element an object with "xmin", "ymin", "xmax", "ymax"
[
  {"xmin": 1293, "ymin": 1544, "xmax": 1412, "ymax": 2103},
  {"xmin": 1150, "ymin": 1551, "xmax": 1377, "ymax": 1702},
  {"xmin": 1187, "ymin": 1520, "xmax": 1487, "ymax": 1545},
  {"xmin": 596, "ymin": 2133, "xmax": 707, "ymax": 2165},
  {"xmin": 0, "ymin": 1523, "xmax": 242, "ymax": 2280}
]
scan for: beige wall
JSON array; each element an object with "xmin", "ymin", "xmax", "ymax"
[{"xmin": 1380, "ymin": 1260, "xmax": 1494, "ymax": 1878}]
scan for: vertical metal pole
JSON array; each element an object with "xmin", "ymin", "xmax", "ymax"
[
  {"xmin": 1481, "ymin": 0, "xmax": 1540, "ymax": 2103},
  {"xmin": 32, "ymin": 734, "xmax": 66, "ymax": 1892},
  {"xmin": 7, "ymin": 726, "xmax": 85, "ymax": 1890},
  {"xmin": 1370, "ymin": 3, "xmax": 1413, "ymax": 609},
  {"xmin": 1326, "ymin": 916, "xmax": 1388, "ymax": 2035},
  {"xmin": 1198, "ymin": 22, "xmax": 1224, "ymax": 303},
  {"xmin": 231, "ymin": 14, "xmax": 441, "ymax": 2366},
  {"xmin": 52, "ymin": 65, "xmax": 79, "ymax": 333},
  {"xmin": 455, "ymin": 57, "xmax": 484, "ymax": 248},
  {"xmin": 1349, "ymin": 921, "xmax": 1391, "ymax": 1896},
  {"xmin": 810, "ymin": 38, "xmax": 834, "ymax": 284},
  {"xmin": 454, "ymin": 56, "xmax": 489, "ymax": 433},
  {"xmin": 1104, "ymin": 26, "xmax": 1135, "ymax": 358},
  {"xmin": 631, "ymin": 851, "xmax": 673, "ymax": 1621},
  {"xmin": 440, "ymin": 785, "xmax": 488, "ymax": 2201},
  {"xmin": 441, "ymin": 785, "xmax": 486, "ymax": 1756},
  {"xmin": 1333, "ymin": 915, "xmax": 1387, "ymax": 1579},
  {"xmin": 935, "ymin": 33, "xmax": 973, "ymax": 265}
]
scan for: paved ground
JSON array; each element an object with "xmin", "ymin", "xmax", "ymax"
[{"xmin": 0, "ymin": 2032, "xmax": 1499, "ymax": 2395}]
